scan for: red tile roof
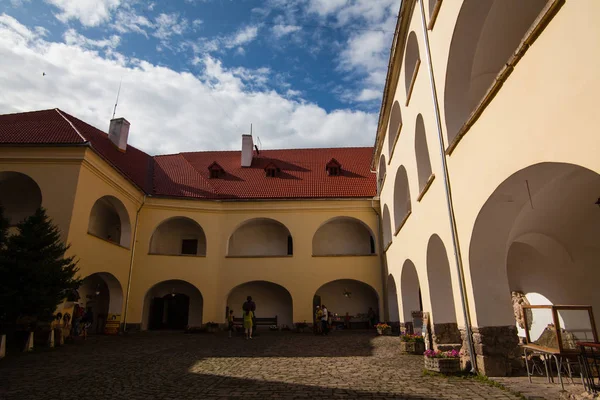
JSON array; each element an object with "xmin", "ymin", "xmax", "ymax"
[{"xmin": 0, "ymin": 109, "xmax": 376, "ymax": 199}]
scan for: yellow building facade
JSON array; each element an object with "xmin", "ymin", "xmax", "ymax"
[
  {"xmin": 376, "ymin": 0, "xmax": 600, "ymax": 376},
  {"xmin": 0, "ymin": 114, "xmax": 382, "ymax": 335}
]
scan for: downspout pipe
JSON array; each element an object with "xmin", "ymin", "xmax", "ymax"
[
  {"xmin": 417, "ymin": 0, "xmax": 477, "ymax": 373},
  {"xmin": 122, "ymin": 194, "xmax": 146, "ymax": 333}
]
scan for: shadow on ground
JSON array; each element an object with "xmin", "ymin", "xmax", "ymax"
[{"xmin": 0, "ymin": 331, "xmax": 525, "ymax": 400}]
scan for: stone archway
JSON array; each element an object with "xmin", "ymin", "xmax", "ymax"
[
  {"xmin": 142, "ymin": 280, "xmax": 203, "ymax": 330},
  {"xmin": 426, "ymin": 235, "xmax": 460, "ymax": 350},
  {"xmin": 315, "ymin": 279, "xmax": 379, "ymax": 329},
  {"xmin": 387, "ymin": 274, "xmax": 400, "ymax": 324},
  {"xmin": 227, "ymin": 281, "xmax": 293, "ymax": 329},
  {"xmin": 228, "ymin": 218, "xmax": 292, "ymax": 256},
  {"xmin": 468, "ymin": 162, "xmax": 600, "ymax": 375},
  {"xmin": 400, "ymin": 260, "xmax": 422, "ymax": 333},
  {"xmin": 78, "ymin": 272, "xmax": 123, "ymax": 334},
  {"xmin": 0, "ymin": 171, "xmax": 42, "ymax": 226}
]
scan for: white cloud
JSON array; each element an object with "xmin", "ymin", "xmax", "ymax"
[
  {"xmin": 272, "ymin": 24, "xmax": 301, "ymax": 38},
  {"xmin": 0, "ymin": 14, "xmax": 377, "ymax": 155},
  {"xmin": 64, "ymin": 28, "xmax": 121, "ymax": 50},
  {"xmin": 114, "ymin": 8, "xmax": 154, "ymax": 37},
  {"xmin": 356, "ymin": 88, "xmax": 381, "ymax": 102},
  {"xmin": 226, "ymin": 25, "xmax": 258, "ymax": 48},
  {"xmin": 44, "ymin": 0, "xmax": 122, "ymax": 27},
  {"xmin": 153, "ymin": 13, "xmax": 188, "ymax": 40}
]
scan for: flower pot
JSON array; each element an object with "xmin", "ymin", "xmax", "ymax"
[
  {"xmin": 400, "ymin": 341, "xmax": 425, "ymax": 354},
  {"xmin": 424, "ymin": 357, "xmax": 461, "ymax": 374}
]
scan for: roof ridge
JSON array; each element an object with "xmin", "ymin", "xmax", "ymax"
[{"xmin": 54, "ymin": 109, "xmax": 87, "ymax": 143}]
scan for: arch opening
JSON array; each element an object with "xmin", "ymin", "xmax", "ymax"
[
  {"xmin": 388, "ymin": 101, "xmax": 402, "ymax": 156},
  {"xmin": 88, "ymin": 195, "xmax": 131, "ymax": 247},
  {"xmin": 469, "ymin": 162, "xmax": 600, "ymax": 374},
  {"xmin": 382, "ymin": 205, "xmax": 392, "ymax": 247},
  {"xmin": 228, "ymin": 218, "xmax": 292, "ymax": 257},
  {"xmin": 415, "ymin": 115, "xmax": 433, "ymax": 194},
  {"xmin": 314, "ymin": 279, "xmax": 379, "ymax": 329},
  {"xmin": 149, "ymin": 217, "xmax": 207, "ymax": 256},
  {"xmin": 142, "ymin": 280, "xmax": 203, "ymax": 330},
  {"xmin": 444, "ymin": 0, "xmax": 548, "ymax": 145},
  {"xmin": 404, "ymin": 31, "xmax": 420, "ymax": 100},
  {"xmin": 400, "ymin": 260, "xmax": 422, "ymax": 326},
  {"xmin": 0, "ymin": 171, "xmax": 42, "ymax": 226},
  {"xmin": 387, "ymin": 274, "xmax": 400, "ymax": 324},
  {"xmin": 426, "ymin": 235, "xmax": 461, "ymax": 349},
  {"xmin": 313, "ymin": 217, "xmax": 375, "ymax": 256},
  {"xmin": 77, "ymin": 272, "xmax": 123, "ymax": 335},
  {"xmin": 378, "ymin": 155, "xmax": 387, "ymax": 193},
  {"xmin": 393, "ymin": 166, "xmax": 412, "ymax": 232},
  {"xmin": 227, "ymin": 281, "xmax": 293, "ymax": 329}
]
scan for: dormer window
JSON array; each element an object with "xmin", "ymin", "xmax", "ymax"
[
  {"xmin": 264, "ymin": 162, "xmax": 280, "ymax": 178},
  {"xmin": 326, "ymin": 158, "xmax": 342, "ymax": 176},
  {"xmin": 208, "ymin": 162, "xmax": 224, "ymax": 179}
]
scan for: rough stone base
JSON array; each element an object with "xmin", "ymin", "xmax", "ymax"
[
  {"xmin": 432, "ymin": 323, "xmax": 462, "ymax": 352},
  {"xmin": 461, "ymin": 326, "xmax": 520, "ymax": 376}
]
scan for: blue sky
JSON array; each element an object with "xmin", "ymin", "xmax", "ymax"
[{"xmin": 0, "ymin": 0, "xmax": 399, "ymax": 154}]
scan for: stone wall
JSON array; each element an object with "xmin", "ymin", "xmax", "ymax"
[
  {"xmin": 432, "ymin": 323, "xmax": 461, "ymax": 351},
  {"xmin": 461, "ymin": 326, "xmax": 520, "ymax": 376}
]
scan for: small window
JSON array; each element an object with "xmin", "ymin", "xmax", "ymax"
[
  {"xmin": 287, "ymin": 235, "xmax": 293, "ymax": 255},
  {"xmin": 264, "ymin": 163, "xmax": 280, "ymax": 178},
  {"xmin": 181, "ymin": 239, "xmax": 198, "ymax": 255},
  {"xmin": 369, "ymin": 236, "xmax": 375, "ymax": 254},
  {"xmin": 208, "ymin": 162, "xmax": 224, "ymax": 179},
  {"xmin": 326, "ymin": 158, "xmax": 342, "ymax": 176}
]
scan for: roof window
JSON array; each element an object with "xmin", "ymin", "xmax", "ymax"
[
  {"xmin": 208, "ymin": 162, "xmax": 224, "ymax": 179},
  {"xmin": 326, "ymin": 158, "xmax": 342, "ymax": 176},
  {"xmin": 264, "ymin": 162, "xmax": 280, "ymax": 178}
]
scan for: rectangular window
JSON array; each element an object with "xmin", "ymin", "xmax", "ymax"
[
  {"xmin": 369, "ymin": 236, "xmax": 375, "ymax": 254},
  {"xmin": 287, "ymin": 235, "xmax": 293, "ymax": 255},
  {"xmin": 181, "ymin": 239, "xmax": 198, "ymax": 255}
]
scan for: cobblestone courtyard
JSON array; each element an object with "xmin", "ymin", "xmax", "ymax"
[{"xmin": 0, "ymin": 331, "xmax": 525, "ymax": 400}]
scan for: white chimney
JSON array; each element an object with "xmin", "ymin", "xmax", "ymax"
[
  {"xmin": 108, "ymin": 117, "xmax": 130, "ymax": 152},
  {"xmin": 241, "ymin": 134, "xmax": 254, "ymax": 167}
]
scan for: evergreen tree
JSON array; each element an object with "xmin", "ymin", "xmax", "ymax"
[{"xmin": 0, "ymin": 207, "xmax": 81, "ymax": 328}]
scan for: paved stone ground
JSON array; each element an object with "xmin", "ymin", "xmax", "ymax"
[
  {"xmin": 0, "ymin": 331, "xmax": 525, "ymax": 400},
  {"xmin": 493, "ymin": 375, "xmax": 591, "ymax": 400}
]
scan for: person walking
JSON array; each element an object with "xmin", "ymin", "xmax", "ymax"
[
  {"xmin": 243, "ymin": 308, "xmax": 254, "ymax": 339},
  {"xmin": 321, "ymin": 304, "xmax": 329, "ymax": 335}
]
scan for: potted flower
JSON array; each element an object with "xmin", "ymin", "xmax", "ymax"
[
  {"xmin": 399, "ymin": 334, "xmax": 425, "ymax": 354},
  {"xmin": 424, "ymin": 349, "xmax": 461, "ymax": 374},
  {"xmin": 375, "ymin": 323, "xmax": 391, "ymax": 336}
]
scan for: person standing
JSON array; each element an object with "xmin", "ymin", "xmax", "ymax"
[
  {"xmin": 314, "ymin": 306, "xmax": 323, "ymax": 335},
  {"xmin": 243, "ymin": 296, "xmax": 256, "ymax": 336},
  {"xmin": 243, "ymin": 308, "xmax": 254, "ymax": 339},
  {"xmin": 321, "ymin": 304, "xmax": 329, "ymax": 335}
]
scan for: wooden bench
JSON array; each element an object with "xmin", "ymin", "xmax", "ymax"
[{"xmin": 233, "ymin": 316, "xmax": 278, "ymax": 327}]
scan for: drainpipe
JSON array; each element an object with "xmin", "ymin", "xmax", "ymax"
[
  {"xmin": 122, "ymin": 194, "xmax": 146, "ymax": 333},
  {"xmin": 417, "ymin": 0, "xmax": 477, "ymax": 373}
]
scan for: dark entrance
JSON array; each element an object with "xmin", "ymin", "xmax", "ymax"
[{"xmin": 149, "ymin": 294, "xmax": 190, "ymax": 330}]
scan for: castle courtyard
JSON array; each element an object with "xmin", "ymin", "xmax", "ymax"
[{"xmin": 0, "ymin": 331, "xmax": 525, "ymax": 400}]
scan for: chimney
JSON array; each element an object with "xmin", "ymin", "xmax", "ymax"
[
  {"xmin": 241, "ymin": 134, "xmax": 253, "ymax": 167},
  {"xmin": 108, "ymin": 117, "xmax": 130, "ymax": 152}
]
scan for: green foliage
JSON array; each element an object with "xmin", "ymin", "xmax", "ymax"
[{"xmin": 0, "ymin": 207, "xmax": 81, "ymax": 329}]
